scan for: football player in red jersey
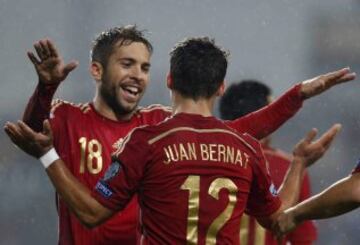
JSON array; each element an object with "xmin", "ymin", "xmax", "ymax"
[
  {"xmin": 5, "ymin": 37, "xmax": 344, "ymax": 244},
  {"xmin": 9, "ymin": 24, "xmax": 355, "ymax": 244},
  {"xmin": 220, "ymin": 80, "xmax": 317, "ymax": 245}
]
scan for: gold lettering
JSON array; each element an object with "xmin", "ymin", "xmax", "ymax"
[
  {"xmin": 209, "ymin": 144, "xmax": 217, "ymax": 162},
  {"xmin": 218, "ymin": 144, "xmax": 226, "ymax": 163},
  {"xmin": 226, "ymin": 146, "xmax": 234, "ymax": 163},
  {"xmin": 200, "ymin": 144, "xmax": 209, "ymax": 160},
  {"xmin": 235, "ymin": 150, "xmax": 243, "ymax": 166},
  {"xmin": 170, "ymin": 144, "xmax": 179, "ymax": 161},
  {"xmin": 179, "ymin": 143, "xmax": 190, "ymax": 161},
  {"xmin": 187, "ymin": 143, "xmax": 197, "ymax": 160},
  {"xmin": 163, "ymin": 147, "xmax": 172, "ymax": 164},
  {"xmin": 244, "ymin": 153, "xmax": 250, "ymax": 168}
]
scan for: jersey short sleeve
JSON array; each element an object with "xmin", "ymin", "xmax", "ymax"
[
  {"xmin": 245, "ymin": 145, "xmax": 281, "ymax": 217},
  {"xmin": 92, "ymin": 128, "xmax": 151, "ymax": 211}
]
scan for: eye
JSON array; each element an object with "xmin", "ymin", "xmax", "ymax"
[{"xmin": 142, "ymin": 65, "xmax": 150, "ymax": 73}]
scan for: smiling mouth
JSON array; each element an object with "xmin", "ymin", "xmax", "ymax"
[{"xmin": 120, "ymin": 85, "xmax": 142, "ymax": 102}]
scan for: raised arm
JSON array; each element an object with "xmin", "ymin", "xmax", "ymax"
[
  {"xmin": 23, "ymin": 39, "xmax": 78, "ymax": 132},
  {"xmin": 255, "ymin": 124, "xmax": 341, "ymax": 229},
  {"xmin": 4, "ymin": 120, "xmax": 112, "ymax": 228},
  {"xmin": 226, "ymin": 68, "xmax": 355, "ymax": 139}
]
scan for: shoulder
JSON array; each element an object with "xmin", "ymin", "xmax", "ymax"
[
  {"xmin": 136, "ymin": 104, "xmax": 172, "ymax": 121},
  {"xmin": 50, "ymin": 99, "xmax": 91, "ymax": 118}
]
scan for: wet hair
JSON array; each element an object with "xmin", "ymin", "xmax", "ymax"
[
  {"xmin": 91, "ymin": 25, "xmax": 153, "ymax": 66},
  {"xmin": 169, "ymin": 37, "xmax": 229, "ymax": 100},
  {"xmin": 219, "ymin": 80, "xmax": 271, "ymax": 120}
]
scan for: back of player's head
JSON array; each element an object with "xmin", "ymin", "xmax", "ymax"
[
  {"xmin": 219, "ymin": 80, "xmax": 271, "ymax": 120},
  {"xmin": 169, "ymin": 37, "xmax": 229, "ymax": 100},
  {"xmin": 91, "ymin": 25, "xmax": 153, "ymax": 67}
]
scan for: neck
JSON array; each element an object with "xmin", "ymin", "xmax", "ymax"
[
  {"xmin": 93, "ymin": 91, "xmax": 135, "ymax": 121},
  {"xmin": 171, "ymin": 92, "xmax": 215, "ymax": 117}
]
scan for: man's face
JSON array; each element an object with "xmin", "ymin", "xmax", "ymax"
[{"xmin": 99, "ymin": 41, "xmax": 151, "ymax": 115}]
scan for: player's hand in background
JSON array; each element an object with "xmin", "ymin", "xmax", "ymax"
[
  {"xmin": 27, "ymin": 39, "xmax": 78, "ymax": 85},
  {"xmin": 300, "ymin": 67, "xmax": 356, "ymax": 99},
  {"xmin": 4, "ymin": 120, "xmax": 53, "ymax": 158},
  {"xmin": 292, "ymin": 124, "xmax": 341, "ymax": 168}
]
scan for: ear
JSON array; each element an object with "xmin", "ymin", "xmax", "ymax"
[
  {"xmin": 166, "ymin": 73, "xmax": 173, "ymax": 89},
  {"xmin": 216, "ymin": 81, "xmax": 226, "ymax": 96},
  {"xmin": 90, "ymin": 61, "xmax": 103, "ymax": 81}
]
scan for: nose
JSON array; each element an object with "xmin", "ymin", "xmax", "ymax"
[{"xmin": 130, "ymin": 65, "xmax": 146, "ymax": 81}]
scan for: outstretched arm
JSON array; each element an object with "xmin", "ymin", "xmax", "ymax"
[
  {"xmin": 255, "ymin": 124, "xmax": 341, "ymax": 229},
  {"xmin": 227, "ymin": 68, "xmax": 355, "ymax": 139},
  {"xmin": 23, "ymin": 39, "xmax": 78, "ymax": 132},
  {"xmin": 275, "ymin": 173, "xmax": 360, "ymax": 235},
  {"xmin": 4, "ymin": 120, "xmax": 112, "ymax": 228}
]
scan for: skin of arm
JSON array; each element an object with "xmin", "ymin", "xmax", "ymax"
[
  {"xmin": 277, "ymin": 173, "xmax": 360, "ymax": 235},
  {"xmin": 255, "ymin": 124, "xmax": 341, "ymax": 229},
  {"xmin": 46, "ymin": 158, "xmax": 114, "ymax": 228}
]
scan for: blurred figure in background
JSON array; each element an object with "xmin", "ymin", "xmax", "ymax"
[{"xmin": 219, "ymin": 80, "xmax": 317, "ymax": 245}]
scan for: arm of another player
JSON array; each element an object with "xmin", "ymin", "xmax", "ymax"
[
  {"xmin": 255, "ymin": 124, "xmax": 341, "ymax": 229},
  {"xmin": 227, "ymin": 68, "xmax": 355, "ymax": 140},
  {"xmin": 23, "ymin": 39, "xmax": 78, "ymax": 132},
  {"xmin": 4, "ymin": 120, "xmax": 113, "ymax": 228},
  {"xmin": 275, "ymin": 173, "xmax": 360, "ymax": 236}
]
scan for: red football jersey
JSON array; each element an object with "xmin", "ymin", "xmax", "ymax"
[
  {"xmin": 23, "ymin": 83, "xmax": 303, "ymax": 245},
  {"xmin": 239, "ymin": 146, "xmax": 317, "ymax": 245},
  {"xmin": 92, "ymin": 113, "xmax": 281, "ymax": 245},
  {"xmin": 50, "ymin": 101, "xmax": 171, "ymax": 245}
]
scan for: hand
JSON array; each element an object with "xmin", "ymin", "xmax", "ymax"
[
  {"xmin": 300, "ymin": 67, "xmax": 356, "ymax": 99},
  {"xmin": 27, "ymin": 39, "xmax": 78, "ymax": 85},
  {"xmin": 273, "ymin": 209, "xmax": 298, "ymax": 238},
  {"xmin": 293, "ymin": 124, "xmax": 341, "ymax": 167},
  {"xmin": 4, "ymin": 120, "xmax": 54, "ymax": 158}
]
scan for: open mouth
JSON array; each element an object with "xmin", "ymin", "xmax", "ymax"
[{"xmin": 120, "ymin": 85, "xmax": 141, "ymax": 102}]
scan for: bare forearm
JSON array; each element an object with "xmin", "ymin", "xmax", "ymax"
[
  {"xmin": 46, "ymin": 159, "xmax": 112, "ymax": 227},
  {"xmin": 277, "ymin": 157, "xmax": 305, "ymax": 210},
  {"xmin": 291, "ymin": 176, "xmax": 360, "ymax": 222}
]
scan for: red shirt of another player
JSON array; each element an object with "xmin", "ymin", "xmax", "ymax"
[
  {"xmin": 239, "ymin": 146, "xmax": 317, "ymax": 245},
  {"xmin": 92, "ymin": 113, "xmax": 281, "ymax": 245}
]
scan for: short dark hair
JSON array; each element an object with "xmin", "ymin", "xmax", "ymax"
[
  {"xmin": 169, "ymin": 37, "xmax": 229, "ymax": 100},
  {"xmin": 219, "ymin": 80, "xmax": 271, "ymax": 120},
  {"xmin": 91, "ymin": 25, "xmax": 153, "ymax": 66}
]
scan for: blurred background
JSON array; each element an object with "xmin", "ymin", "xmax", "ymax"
[{"xmin": 1, "ymin": 0, "xmax": 360, "ymax": 244}]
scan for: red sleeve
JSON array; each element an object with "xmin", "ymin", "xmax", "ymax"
[
  {"xmin": 225, "ymin": 84, "xmax": 303, "ymax": 139},
  {"xmin": 22, "ymin": 83, "xmax": 59, "ymax": 132},
  {"xmin": 92, "ymin": 129, "xmax": 151, "ymax": 211},
  {"xmin": 287, "ymin": 171, "xmax": 317, "ymax": 243},
  {"xmin": 245, "ymin": 146, "xmax": 281, "ymax": 217}
]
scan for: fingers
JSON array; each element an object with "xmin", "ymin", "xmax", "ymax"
[
  {"xmin": 47, "ymin": 39, "xmax": 59, "ymax": 57},
  {"xmin": 17, "ymin": 120, "xmax": 38, "ymax": 139},
  {"xmin": 63, "ymin": 60, "xmax": 79, "ymax": 75},
  {"xmin": 42, "ymin": 119, "xmax": 53, "ymax": 138},
  {"xmin": 31, "ymin": 38, "xmax": 57, "ymax": 62},
  {"xmin": 304, "ymin": 128, "xmax": 318, "ymax": 143},
  {"xmin": 4, "ymin": 122, "xmax": 25, "ymax": 145},
  {"xmin": 315, "ymin": 124, "xmax": 341, "ymax": 150},
  {"xmin": 27, "ymin": 51, "xmax": 41, "ymax": 65},
  {"xmin": 324, "ymin": 67, "xmax": 356, "ymax": 86}
]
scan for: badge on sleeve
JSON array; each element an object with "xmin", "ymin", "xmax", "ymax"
[{"xmin": 103, "ymin": 160, "xmax": 122, "ymax": 182}]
